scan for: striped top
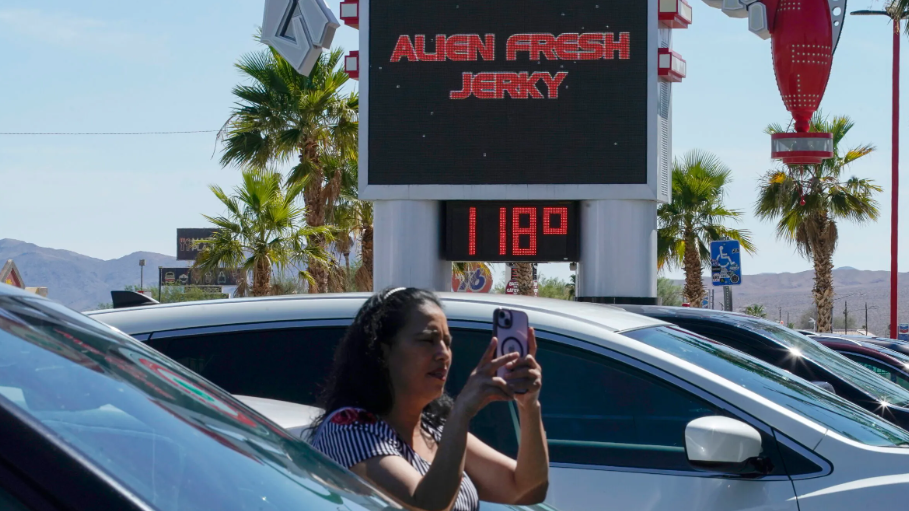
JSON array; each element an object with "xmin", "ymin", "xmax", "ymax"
[{"xmin": 311, "ymin": 407, "xmax": 480, "ymax": 511}]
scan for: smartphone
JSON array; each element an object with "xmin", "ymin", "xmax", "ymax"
[{"xmin": 493, "ymin": 308, "xmax": 530, "ymax": 389}]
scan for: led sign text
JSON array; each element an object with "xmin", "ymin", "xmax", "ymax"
[
  {"xmin": 445, "ymin": 201, "xmax": 579, "ymax": 262},
  {"xmin": 390, "ymin": 32, "xmax": 631, "ymax": 99}
]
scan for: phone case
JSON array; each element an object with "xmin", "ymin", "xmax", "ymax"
[{"xmin": 493, "ymin": 308, "xmax": 530, "ymax": 387}]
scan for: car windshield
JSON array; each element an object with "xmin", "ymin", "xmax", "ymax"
[
  {"xmin": 0, "ymin": 296, "xmax": 399, "ymax": 511},
  {"xmin": 734, "ymin": 318, "xmax": 909, "ymax": 407},
  {"xmin": 625, "ymin": 326, "xmax": 909, "ymax": 448}
]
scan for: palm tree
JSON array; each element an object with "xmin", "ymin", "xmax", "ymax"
[
  {"xmin": 513, "ymin": 263, "xmax": 535, "ymax": 296},
  {"xmin": 658, "ymin": 150, "xmax": 757, "ymax": 306},
  {"xmin": 194, "ymin": 168, "xmax": 332, "ymax": 297},
  {"xmin": 884, "ymin": 1, "xmax": 909, "ymax": 32},
  {"xmin": 743, "ymin": 304, "xmax": 767, "ymax": 318},
  {"xmin": 756, "ymin": 113, "xmax": 881, "ymax": 333},
  {"xmin": 330, "ymin": 175, "xmax": 375, "ymax": 292},
  {"xmin": 219, "ymin": 45, "xmax": 358, "ymax": 293}
]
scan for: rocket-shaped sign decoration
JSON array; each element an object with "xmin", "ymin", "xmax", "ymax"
[{"xmin": 705, "ymin": 0, "xmax": 847, "ymax": 165}]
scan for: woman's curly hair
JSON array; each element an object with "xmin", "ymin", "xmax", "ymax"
[{"xmin": 314, "ymin": 288, "xmax": 453, "ymax": 431}]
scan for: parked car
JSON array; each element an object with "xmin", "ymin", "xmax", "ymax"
[
  {"xmin": 0, "ymin": 284, "xmax": 560, "ymax": 511},
  {"xmin": 618, "ymin": 305, "xmax": 909, "ymax": 430},
  {"xmin": 826, "ymin": 334, "xmax": 909, "ymax": 358},
  {"xmin": 0, "ymin": 285, "xmax": 403, "ymax": 511},
  {"xmin": 809, "ymin": 335, "xmax": 909, "ymax": 391},
  {"xmin": 88, "ymin": 293, "xmax": 909, "ymax": 511}
]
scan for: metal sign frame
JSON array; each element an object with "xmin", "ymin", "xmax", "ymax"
[{"xmin": 357, "ymin": 0, "xmax": 661, "ymax": 201}]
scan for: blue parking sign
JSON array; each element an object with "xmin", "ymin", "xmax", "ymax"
[{"xmin": 710, "ymin": 240, "xmax": 742, "ymax": 286}]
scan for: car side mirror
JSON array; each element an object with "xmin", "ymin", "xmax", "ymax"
[{"xmin": 685, "ymin": 416, "xmax": 773, "ymax": 477}]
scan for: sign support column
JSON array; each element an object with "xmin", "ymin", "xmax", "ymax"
[
  {"xmin": 576, "ymin": 200, "xmax": 658, "ymax": 304},
  {"xmin": 373, "ymin": 200, "xmax": 449, "ymax": 291}
]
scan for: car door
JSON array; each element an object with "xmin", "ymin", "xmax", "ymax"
[{"xmin": 450, "ymin": 325, "xmax": 800, "ymax": 511}]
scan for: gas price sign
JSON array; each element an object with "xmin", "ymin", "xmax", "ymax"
[
  {"xmin": 366, "ymin": 0, "xmax": 648, "ymax": 188},
  {"xmin": 444, "ymin": 202, "xmax": 579, "ymax": 262}
]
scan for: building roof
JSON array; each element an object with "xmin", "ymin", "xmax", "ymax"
[{"xmin": 0, "ymin": 259, "xmax": 24, "ymax": 289}]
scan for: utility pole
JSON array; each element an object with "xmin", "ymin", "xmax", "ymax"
[
  {"xmin": 866, "ymin": 302, "xmax": 869, "ymax": 335},
  {"xmin": 158, "ymin": 266, "xmax": 163, "ymax": 303},
  {"xmin": 844, "ymin": 301, "xmax": 849, "ymax": 335},
  {"xmin": 139, "ymin": 259, "xmax": 146, "ymax": 289},
  {"xmin": 779, "ymin": 306, "xmax": 782, "ymax": 323},
  {"xmin": 787, "ymin": 311, "xmax": 790, "ymax": 327}
]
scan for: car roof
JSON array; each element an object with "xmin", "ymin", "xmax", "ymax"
[
  {"xmin": 0, "ymin": 283, "xmax": 43, "ymax": 299},
  {"xmin": 815, "ymin": 338, "xmax": 904, "ymax": 363},
  {"xmin": 86, "ymin": 292, "xmax": 668, "ymax": 337},
  {"xmin": 617, "ymin": 304, "xmax": 755, "ymax": 321}
]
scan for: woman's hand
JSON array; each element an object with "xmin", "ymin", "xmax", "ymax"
[
  {"xmin": 503, "ymin": 328, "xmax": 542, "ymax": 409},
  {"xmin": 453, "ymin": 338, "xmax": 519, "ymax": 420}
]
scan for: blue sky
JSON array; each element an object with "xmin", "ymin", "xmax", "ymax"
[{"xmin": 0, "ymin": 0, "xmax": 906, "ymax": 285}]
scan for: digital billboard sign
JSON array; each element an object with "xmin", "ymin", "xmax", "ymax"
[
  {"xmin": 366, "ymin": 0, "xmax": 649, "ymax": 187},
  {"xmin": 176, "ymin": 228, "xmax": 218, "ymax": 261}
]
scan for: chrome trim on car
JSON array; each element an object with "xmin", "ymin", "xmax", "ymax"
[
  {"xmin": 549, "ymin": 462, "xmax": 791, "ymax": 481},
  {"xmin": 149, "ymin": 318, "xmax": 353, "ymax": 339}
]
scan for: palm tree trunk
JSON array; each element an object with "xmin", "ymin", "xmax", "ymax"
[
  {"xmin": 300, "ymin": 143, "xmax": 330, "ymax": 293},
  {"xmin": 355, "ymin": 225, "xmax": 373, "ymax": 292},
  {"xmin": 683, "ymin": 235, "xmax": 705, "ymax": 306},
  {"xmin": 252, "ymin": 258, "xmax": 272, "ymax": 297},
  {"xmin": 514, "ymin": 263, "xmax": 534, "ymax": 296},
  {"xmin": 813, "ymin": 223, "xmax": 835, "ymax": 333}
]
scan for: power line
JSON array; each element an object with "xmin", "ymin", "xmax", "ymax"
[{"xmin": 0, "ymin": 130, "xmax": 219, "ymax": 136}]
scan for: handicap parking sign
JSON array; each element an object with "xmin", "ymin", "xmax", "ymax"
[{"xmin": 710, "ymin": 240, "xmax": 742, "ymax": 286}]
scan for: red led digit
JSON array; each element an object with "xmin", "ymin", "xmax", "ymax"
[
  {"xmin": 468, "ymin": 207, "xmax": 477, "ymax": 255},
  {"xmin": 543, "ymin": 207, "xmax": 568, "ymax": 235},
  {"xmin": 499, "ymin": 207, "xmax": 507, "ymax": 255},
  {"xmin": 512, "ymin": 207, "xmax": 537, "ymax": 256}
]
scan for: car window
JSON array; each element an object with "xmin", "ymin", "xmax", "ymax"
[
  {"xmin": 843, "ymin": 354, "xmax": 909, "ymax": 391},
  {"xmin": 0, "ymin": 298, "xmax": 399, "ymax": 511},
  {"xmin": 450, "ymin": 328, "xmax": 521, "ymax": 458},
  {"xmin": 525, "ymin": 335, "xmax": 785, "ymax": 473},
  {"xmin": 156, "ymin": 327, "xmax": 345, "ymax": 406},
  {"xmin": 736, "ymin": 319, "xmax": 909, "ymax": 408},
  {"xmin": 626, "ymin": 326, "xmax": 909, "ymax": 448},
  {"xmin": 161, "ymin": 326, "xmax": 519, "ymax": 456},
  {"xmin": 0, "ymin": 486, "xmax": 31, "ymax": 511}
]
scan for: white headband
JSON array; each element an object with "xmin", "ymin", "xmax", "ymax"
[{"xmin": 382, "ymin": 287, "xmax": 406, "ymax": 299}]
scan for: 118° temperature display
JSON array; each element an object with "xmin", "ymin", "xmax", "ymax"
[{"xmin": 444, "ymin": 201, "xmax": 580, "ymax": 262}]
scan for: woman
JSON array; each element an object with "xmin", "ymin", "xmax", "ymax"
[{"xmin": 311, "ymin": 288, "xmax": 548, "ymax": 511}]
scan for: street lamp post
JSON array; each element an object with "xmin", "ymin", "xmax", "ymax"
[
  {"xmin": 139, "ymin": 259, "xmax": 146, "ymax": 289},
  {"xmin": 851, "ymin": 8, "xmax": 907, "ymax": 339}
]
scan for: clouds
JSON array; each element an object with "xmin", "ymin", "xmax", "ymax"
[{"xmin": 0, "ymin": 8, "xmax": 168, "ymax": 60}]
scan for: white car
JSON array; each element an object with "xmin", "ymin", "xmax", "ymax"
[{"xmin": 89, "ymin": 293, "xmax": 909, "ymax": 511}]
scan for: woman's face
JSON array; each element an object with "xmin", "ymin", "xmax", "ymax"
[{"xmin": 385, "ymin": 301, "xmax": 452, "ymax": 406}]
